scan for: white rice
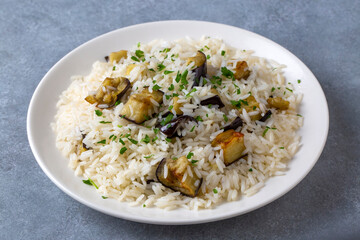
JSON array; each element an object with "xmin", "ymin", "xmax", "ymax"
[{"xmin": 52, "ymin": 37, "xmax": 303, "ymax": 210}]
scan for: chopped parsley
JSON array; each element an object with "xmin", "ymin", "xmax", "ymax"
[
  {"xmin": 99, "ymin": 121, "xmax": 112, "ymax": 124},
  {"xmin": 230, "ymin": 100, "xmax": 242, "ymax": 109},
  {"xmin": 205, "ymin": 45, "xmax": 210, "ymax": 50},
  {"xmin": 109, "ymin": 134, "xmax": 115, "ymax": 140},
  {"xmin": 262, "ymin": 127, "xmax": 270, "ymax": 137},
  {"xmin": 208, "ymin": 104, "xmax": 212, "ymax": 108},
  {"xmin": 213, "ymin": 188, "xmax": 218, "ymax": 194},
  {"xmin": 120, "ymin": 147, "xmax": 127, "ymax": 154},
  {"xmin": 190, "ymin": 125, "xmax": 196, "ymax": 132},
  {"xmin": 131, "ymin": 56, "xmax": 140, "ymax": 62},
  {"xmin": 144, "ymin": 154, "xmax": 154, "ymax": 159},
  {"xmin": 127, "ymin": 138, "xmax": 138, "ymax": 144},
  {"xmin": 82, "ymin": 178, "xmax": 98, "ymax": 189},
  {"xmin": 271, "ymin": 87, "xmax": 275, "ymax": 92},
  {"xmin": 148, "ymin": 68, "xmax": 155, "ymax": 72},
  {"xmin": 117, "ymin": 125, "xmax": 122, "ymax": 128},
  {"xmin": 164, "ymin": 70, "xmax": 174, "ymax": 75},
  {"xmin": 115, "ymin": 100, "xmax": 121, "ymax": 106},
  {"xmin": 168, "ymin": 105, "xmax": 173, "ymax": 111},
  {"xmin": 157, "ymin": 63, "xmax": 166, "ymax": 71},
  {"xmin": 153, "ymin": 128, "xmax": 160, "ymax": 134},
  {"xmin": 137, "ymin": 42, "xmax": 141, "ymax": 48},
  {"xmin": 152, "ymin": 136, "xmax": 158, "ymax": 142},
  {"xmin": 141, "ymin": 135, "xmax": 150, "ymax": 144},
  {"xmin": 221, "ymin": 67, "xmax": 234, "ymax": 79},
  {"xmin": 152, "ymin": 84, "xmax": 162, "ymax": 91},
  {"xmin": 206, "ymin": 55, "xmax": 211, "ymax": 59},
  {"xmin": 298, "ymin": 79, "xmax": 301, "ymax": 84},
  {"xmin": 187, "ymin": 152, "xmax": 194, "ymax": 159},
  {"xmin": 95, "ymin": 110, "xmax": 103, "ymax": 116},
  {"xmin": 253, "ymin": 106, "xmax": 257, "ymax": 110},
  {"xmin": 97, "ymin": 139, "xmax": 106, "ymax": 144},
  {"xmin": 249, "ymin": 168, "xmax": 253, "ymax": 172},
  {"xmin": 135, "ymin": 50, "xmax": 144, "ymax": 58},
  {"xmin": 221, "ymin": 50, "xmax": 225, "ymax": 56},
  {"xmin": 297, "ymin": 114, "xmax": 303, "ymax": 117},
  {"xmin": 160, "ymin": 113, "xmax": 174, "ymax": 126},
  {"xmin": 143, "ymin": 204, "xmax": 146, "ymax": 207},
  {"xmin": 160, "ymin": 48, "xmax": 171, "ymax": 53},
  {"xmin": 186, "ymin": 88, "xmax": 197, "ymax": 98},
  {"xmin": 112, "ymin": 66, "xmax": 116, "ymax": 71},
  {"xmin": 119, "ymin": 138, "xmax": 125, "ymax": 145},
  {"xmin": 195, "ymin": 116, "xmax": 203, "ymax": 122},
  {"xmin": 175, "ymin": 71, "xmax": 181, "ymax": 83},
  {"xmin": 286, "ymin": 87, "xmax": 293, "ymax": 92},
  {"xmin": 181, "ymin": 69, "xmax": 189, "ymax": 85},
  {"xmin": 102, "ymin": 196, "xmax": 108, "ymax": 199},
  {"xmin": 168, "ymin": 84, "xmax": 175, "ymax": 91},
  {"xmin": 165, "ymin": 95, "xmax": 171, "ymax": 100},
  {"xmin": 191, "ymin": 160, "xmax": 198, "ymax": 165},
  {"xmin": 223, "ymin": 115, "xmax": 228, "ymax": 122},
  {"xmin": 165, "ymin": 138, "xmax": 172, "ymax": 142},
  {"xmin": 279, "ymin": 147, "xmax": 285, "ymax": 149}
]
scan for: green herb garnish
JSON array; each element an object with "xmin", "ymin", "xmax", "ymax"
[
  {"xmin": 223, "ymin": 115, "xmax": 228, "ymax": 122},
  {"xmin": 144, "ymin": 154, "xmax": 154, "ymax": 159},
  {"xmin": 135, "ymin": 50, "xmax": 144, "ymax": 58},
  {"xmin": 168, "ymin": 84, "xmax": 175, "ymax": 91},
  {"xmin": 164, "ymin": 70, "xmax": 174, "ymax": 75},
  {"xmin": 221, "ymin": 50, "xmax": 225, "ymax": 56},
  {"xmin": 141, "ymin": 135, "xmax": 150, "ymax": 144},
  {"xmin": 128, "ymin": 138, "xmax": 138, "ymax": 144},
  {"xmin": 213, "ymin": 188, "xmax": 218, "ymax": 194},
  {"xmin": 221, "ymin": 67, "xmax": 234, "ymax": 79},
  {"xmin": 191, "ymin": 160, "xmax": 198, "ymax": 165},
  {"xmin": 95, "ymin": 110, "xmax": 103, "ymax": 116},
  {"xmin": 97, "ymin": 139, "xmax": 106, "ymax": 144},
  {"xmin": 152, "ymin": 84, "xmax": 162, "ymax": 91},
  {"xmin": 195, "ymin": 116, "xmax": 203, "ymax": 122},
  {"xmin": 190, "ymin": 125, "xmax": 195, "ymax": 132},
  {"xmin": 99, "ymin": 121, "xmax": 111, "ymax": 124},
  {"xmin": 157, "ymin": 63, "xmax": 166, "ymax": 71},
  {"xmin": 160, "ymin": 113, "xmax": 174, "ymax": 126},
  {"xmin": 119, "ymin": 138, "xmax": 125, "ymax": 145},
  {"xmin": 120, "ymin": 147, "xmax": 127, "ymax": 154},
  {"xmin": 102, "ymin": 196, "xmax": 108, "ymax": 199},
  {"xmin": 131, "ymin": 56, "xmax": 139, "ymax": 62},
  {"xmin": 187, "ymin": 152, "xmax": 194, "ymax": 159}
]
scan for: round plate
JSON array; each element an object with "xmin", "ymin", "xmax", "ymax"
[{"xmin": 27, "ymin": 20, "xmax": 329, "ymax": 225}]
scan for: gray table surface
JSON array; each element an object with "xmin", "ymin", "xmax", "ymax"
[{"xmin": 1, "ymin": 0, "xmax": 359, "ymax": 239}]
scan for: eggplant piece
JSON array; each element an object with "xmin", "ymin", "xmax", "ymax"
[
  {"xmin": 267, "ymin": 97, "xmax": 289, "ymax": 110},
  {"xmin": 173, "ymin": 96, "xmax": 184, "ymax": 115},
  {"xmin": 200, "ymin": 95, "xmax": 225, "ymax": 108},
  {"xmin": 234, "ymin": 61, "xmax": 250, "ymax": 80},
  {"xmin": 156, "ymin": 156, "xmax": 202, "ymax": 197},
  {"xmin": 85, "ymin": 77, "xmax": 131, "ymax": 108},
  {"xmin": 120, "ymin": 88, "xmax": 163, "ymax": 124},
  {"xmin": 109, "ymin": 50, "xmax": 128, "ymax": 63},
  {"xmin": 187, "ymin": 51, "xmax": 207, "ymax": 87},
  {"xmin": 159, "ymin": 115, "xmax": 196, "ymax": 137},
  {"xmin": 240, "ymin": 95, "xmax": 261, "ymax": 121},
  {"xmin": 77, "ymin": 134, "xmax": 90, "ymax": 155},
  {"xmin": 104, "ymin": 56, "xmax": 109, "ymax": 62},
  {"xmin": 211, "ymin": 129, "xmax": 246, "ymax": 166},
  {"xmin": 259, "ymin": 110, "xmax": 272, "ymax": 122},
  {"xmin": 223, "ymin": 117, "xmax": 243, "ymax": 131}
]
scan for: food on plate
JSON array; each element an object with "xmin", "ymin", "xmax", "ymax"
[
  {"xmin": 52, "ymin": 37, "xmax": 303, "ymax": 210},
  {"xmin": 156, "ymin": 156, "xmax": 202, "ymax": 197}
]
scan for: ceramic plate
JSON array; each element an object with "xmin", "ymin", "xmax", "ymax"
[{"xmin": 27, "ymin": 20, "xmax": 329, "ymax": 225}]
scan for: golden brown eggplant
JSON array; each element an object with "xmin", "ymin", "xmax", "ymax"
[
  {"xmin": 267, "ymin": 97, "xmax": 289, "ymax": 110},
  {"xmin": 211, "ymin": 129, "xmax": 246, "ymax": 166},
  {"xmin": 120, "ymin": 88, "xmax": 163, "ymax": 124},
  {"xmin": 187, "ymin": 51, "xmax": 207, "ymax": 87},
  {"xmin": 85, "ymin": 77, "xmax": 131, "ymax": 108},
  {"xmin": 109, "ymin": 50, "xmax": 128, "ymax": 63},
  {"xmin": 234, "ymin": 61, "xmax": 250, "ymax": 80},
  {"xmin": 156, "ymin": 156, "xmax": 202, "ymax": 197}
]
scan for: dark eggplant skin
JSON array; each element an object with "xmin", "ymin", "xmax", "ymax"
[
  {"xmin": 156, "ymin": 158, "xmax": 203, "ymax": 197},
  {"xmin": 159, "ymin": 115, "xmax": 196, "ymax": 137},
  {"xmin": 223, "ymin": 117, "xmax": 243, "ymax": 131},
  {"xmin": 190, "ymin": 51, "xmax": 207, "ymax": 87},
  {"xmin": 200, "ymin": 95, "xmax": 225, "ymax": 108},
  {"xmin": 104, "ymin": 56, "xmax": 109, "ymax": 62},
  {"xmin": 259, "ymin": 110, "xmax": 272, "ymax": 122}
]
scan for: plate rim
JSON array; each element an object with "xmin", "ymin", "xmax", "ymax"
[{"xmin": 27, "ymin": 20, "xmax": 329, "ymax": 225}]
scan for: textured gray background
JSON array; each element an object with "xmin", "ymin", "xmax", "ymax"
[{"xmin": 1, "ymin": 0, "xmax": 359, "ymax": 239}]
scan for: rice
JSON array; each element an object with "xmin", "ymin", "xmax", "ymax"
[{"xmin": 52, "ymin": 36, "xmax": 303, "ymax": 210}]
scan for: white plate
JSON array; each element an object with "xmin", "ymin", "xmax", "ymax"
[{"xmin": 27, "ymin": 20, "xmax": 329, "ymax": 225}]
